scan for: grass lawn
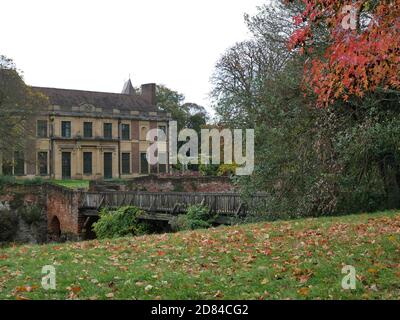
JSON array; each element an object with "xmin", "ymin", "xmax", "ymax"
[
  {"xmin": 0, "ymin": 211, "xmax": 399, "ymax": 300},
  {"xmin": 50, "ymin": 180, "xmax": 90, "ymax": 190}
]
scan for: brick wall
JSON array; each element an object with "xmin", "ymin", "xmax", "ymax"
[
  {"xmin": 45, "ymin": 184, "xmax": 83, "ymax": 240},
  {"xmin": 90, "ymin": 176, "xmax": 237, "ymax": 193}
]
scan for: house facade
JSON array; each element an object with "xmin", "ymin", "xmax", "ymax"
[{"xmin": 0, "ymin": 80, "xmax": 171, "ymax": 180}]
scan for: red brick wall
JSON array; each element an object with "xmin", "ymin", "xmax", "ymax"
[
  {"xmin": 46, "ymin": 185, "xmax": 83, "ymax": 237},
  {"xmin": 123, "ymin": 176, "xmax": 236, "ymax": 193}
]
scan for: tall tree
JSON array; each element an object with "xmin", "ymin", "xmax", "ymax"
[{"xmin": 0, "ymin": 56, "xmax": 48, "ymax": 169}]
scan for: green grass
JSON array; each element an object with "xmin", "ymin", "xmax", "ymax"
[
  {"xmin": 50, "ymin": 180, "xmax": 90, "ymax": 190},
  {"xmin": 0, "ymin": 211, "xmax": 399, "ymax": 300}
]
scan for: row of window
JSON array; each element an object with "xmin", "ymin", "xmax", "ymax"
[
  {"xmin": 37, "ymin": 120, "xmax": 166, "ymax": 140},
  {"xmin": 2, "ymin": 151, "xmax": 167, "ymax": 176}
]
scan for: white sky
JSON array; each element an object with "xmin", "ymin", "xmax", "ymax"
[{"xmin": 1, "ymin": 0, "xmax": 266, "ymax": 116}]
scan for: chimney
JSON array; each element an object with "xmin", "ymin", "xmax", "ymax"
[{"xmin": 141, "ymin": 83, "xmax": 156, "ymax": 105}]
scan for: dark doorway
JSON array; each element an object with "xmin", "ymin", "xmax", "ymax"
[
  {"xmin": 61, "ymin": 152, "xmax": 71, "ymax": 179},
  {"xmin": 140, "ymin": 152, "xmax": 149, "ymax": 174},
  {"xmin": 49, "ymin": 216, "xmax": 61, "ymax": 241},
  {"xmin": 104, "ymin": 152, "xmax": 113, "ymax": 179}
]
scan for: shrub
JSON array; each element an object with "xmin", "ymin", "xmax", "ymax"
[
  {"xmin": 0, "ymin": 175, "xmax": 17, "ymax": 186},
  {"xmin": 217, "ymin": 163, "xmax": 238, "ymax": 176},
  {"xmin": 170, "ymin": 205, "xmax": 215, "ymax": 232},
  {"xmin": 92, "ymin": 206, "xmax": 149, "ymax": 239},
  {"xmin": 169, "ymin": 215, "xmax": 190, "ymax": 232},
  {"xmin": 199, "ymin": 164, "xmax": 219, "ymax": 176},
  {"xmin": 0, "ymin": 210, "xmax": 18, "ymax": 242},
  {"xmin": 19, "ymin": 205, "xmax": 42, "ymax": 225}
]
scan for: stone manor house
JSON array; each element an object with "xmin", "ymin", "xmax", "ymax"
[{"xmin": 0, "ymin": 80, "xmax": 171, "ymax": 180}]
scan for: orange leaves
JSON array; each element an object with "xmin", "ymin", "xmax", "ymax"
[
  {"xmin": 66, "ymin": 285, "xmax": 82, "ymax": 299},
  {"xmin": 157, "ymin": 250, "xmax": 167, "ymax": 257},
  {"xmin": 14, "ymin": 285, "xmax": 38, "ymax": 293},
  {"xmin": 292, "ymin": 268, "xmax": 314, "ymax": 284},
  {"xmin": 289, "ymin": 0, "xmax": 400, "ymax": 106},
  {"xmin": 298, "ymin": 287, "xmax": 310, "ymax": 297}
]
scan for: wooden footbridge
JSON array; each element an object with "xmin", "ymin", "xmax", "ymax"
[{"xmin": 79, "ymin": 191, "xmax": 268, "ymax": 225}]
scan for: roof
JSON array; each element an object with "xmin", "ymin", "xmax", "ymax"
[
  {"xmin": 31, "ymin": 86, "xmax": 159, "ymax": 113},
  {"xmin": 121, "ymin": 79, "xmax": 136, "ymax": 95}
]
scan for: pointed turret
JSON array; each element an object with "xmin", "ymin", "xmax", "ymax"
[{"xmin": 121, "ymin": 79, "xmax": 135, "ymax": 95}]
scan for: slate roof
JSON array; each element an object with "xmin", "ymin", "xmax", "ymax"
[{"xmin": 32, "ymin": 86, "xmax": 159, "ymax": 113}]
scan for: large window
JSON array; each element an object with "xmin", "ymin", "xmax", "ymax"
[
  {"xmin": 121, "ymin": 153, "xmax": 130, "ymax": 174},
  {"xmin": 37, "ymin": 120, "xmax": 48, "ymax": 138},
  {"xmin": 14, "ymin": 151, "xmax": 25, "ymax": 176},
  {"xmin": 121, "ymin": 124, "xmax": 130, "ymax": 140},
  {"xmin": 158, "ymin": 153, "xmax": 167, "ymax": 174},
  {"xmin": 38, "ymin": 152, "xmax": 48, "ymax": 176},
  {"xmin": 83, "ymin": 152, "xmax": 92, "ymax": 175},
  {"xmin": 104, "ymin": 123, "xmax": 112, "ymax": 139},
  {"xmin": 61, "ymin": 121, "xmax": 71, "ymax": 138},
  {"xmin": 83, "ymin": 122, "xmax": 93, "ymax": 138},
  {"xmin": 140, "ymin": 152, "xmax": 148, "ymax": 174}
]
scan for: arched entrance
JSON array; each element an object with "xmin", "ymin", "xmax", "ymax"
[{"xmin": 49, "ymin": 216, "xmax": 61, "ymax": 241}]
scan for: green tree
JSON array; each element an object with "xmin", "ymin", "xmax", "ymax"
[{"xmin": 0, "ymin": 55, "xmax": 48, "ymax": 169}]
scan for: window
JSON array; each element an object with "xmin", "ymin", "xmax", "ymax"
[
  {"xmin": 37, "ymin": 120, "xmax": 48, "ymax": 138},
  {"xmin": 158, "ymin": 125, "xmax": 166, "ymax": 135},
  {"xmin": 158, "ymin": 153, "xmax": 167, "ymax": 174},
  {"xmin": 121, "ymin": 124, "xmax": 130, "ymax": 140},
  {"xmin": 83, "ymin": 152, "xmax": 92, "ymax": 175},
  {"xmin": 104, "ymin": 123, "xmax": 112, "ymax": 139},
  {"xmin": 83, "ymin": 122, "xmax": 93, "ymax": 138},
  {"xmin": 2, "ymin": 160, "xmax": 13, "ymax": 176},
  {"xmin": 38, "ymin": 152, "xmax": 48, "ymax": 176},
  {"xmin": 140, "ymin": 153, "xmax": 148, "ymax": 174},
  {"xmin": 121, "ymin": 153, "xmax": 130, "ymax": 174},
  {"xmin": 61, "ymin": 121, "xmax": 71, "ymax": 138},
  {"xmin": 140, "ymin": 126, "xmax": 147, "ymax": 141},
  {"xmin": 14, "ymin": 151, "xmax": 24, "ymax": 176}
]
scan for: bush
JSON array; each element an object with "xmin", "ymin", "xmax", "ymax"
[
  {"xmin": 19, "ymin": 205, "xmax": 42, "ymax": 225},
  {"xmin": 170, "ymin": 205, "xmax": 216, "ymax": 232},
  {"xmin": 92, "ymin": 206, "xmax": 149, "ymax": 239},
  {"xmin": 0, "ymin": 210, "xmax": 18, "ymax": 242},
  {"xmin": 0, "ymin": 175, "xmax": 17, "ymax": 186},
  {"xmin": 199, "ymin": 164, "xmax": 219, "ymax": 176}
]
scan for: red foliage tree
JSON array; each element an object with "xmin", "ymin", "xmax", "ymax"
[{"xmin": 288, "ymin": 0, "xmax": 400, "ymax": 107}]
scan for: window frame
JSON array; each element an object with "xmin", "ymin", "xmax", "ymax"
[
  {"xmin": 121, "ymin": 124, "xmax": 130, "ymax": 140},
  {"xmin": 13, "ymin": 151, "xmax": 25, "ymax": 176},
  {"xmin": 61, "ymin": 121, "xmax": 72, "ymax": 138},
  {"xmin": 83, "ymin": 122, "xmax": 93, "ymax": 138},
  {"xmin": 37, "ymin": 120, "xmax": 48, "ymax": 138},
  {"xmin": 104, "ymin": 123, "xmax": 113, "ymax": 139},
  {"xmin": 140, "ymin": 152, "xmax": 149, "ymax": 174},
  {"xmin": 83, "ymin": 152, "xmax": 93, "ymax": 175},
  {"xmin": 37, "ymin": 151, "xmax": 48, "ymax": 176},
  {"xmin": 121, "ymin": 152, "xmax": 131, "ymax": 175}
]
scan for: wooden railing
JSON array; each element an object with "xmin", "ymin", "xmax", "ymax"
[{"xmin": 80, "ymin": 191, "xmax": 268, "ymax": 217}]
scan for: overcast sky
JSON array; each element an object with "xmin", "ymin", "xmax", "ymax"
[{"xmin": 1, "ymin": 0, "xmax": 266, "ymax": 116}]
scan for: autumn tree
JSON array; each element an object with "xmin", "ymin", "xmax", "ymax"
[
  {"xmin": 288, "ymin": 0, "xmax": 400, "ymax": 106},
  {"xmin": 213, "ymin": 0, "xmax": 400, "ymax": 216}
]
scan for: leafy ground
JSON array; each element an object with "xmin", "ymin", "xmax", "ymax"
[{"xmin": 0, "ymin": 211, "xmax": 399, "ymax": 300}]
